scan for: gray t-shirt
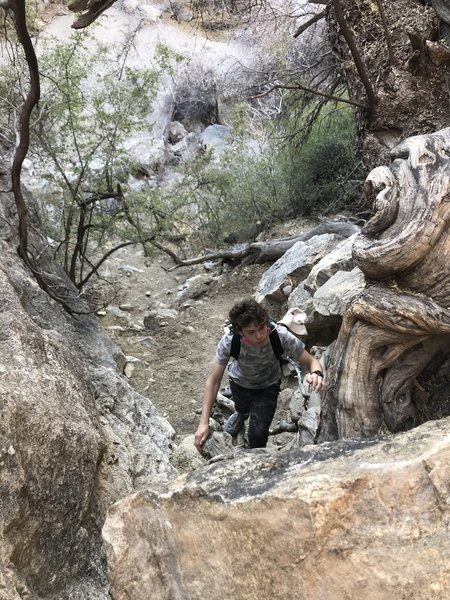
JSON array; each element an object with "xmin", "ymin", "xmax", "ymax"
[{"xmin": 215, "ymin": 324, "xmax": 305, "ymax": 389}]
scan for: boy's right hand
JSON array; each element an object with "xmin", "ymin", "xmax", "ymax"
[{"xmin": 194, "ymin": 423, "xmax": 210, "ymax": 453}]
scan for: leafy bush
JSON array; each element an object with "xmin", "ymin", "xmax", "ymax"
[
  {"xmin": 277, "ymin": 106, "xmax": 363, "ymax": 216},
  {"xmin": 167, "ymin": 101, "xmax": 362, "ymax": 243},
  {"xmin": 0, "ymin": 33, "xmax": 187, "ymax": 286}
]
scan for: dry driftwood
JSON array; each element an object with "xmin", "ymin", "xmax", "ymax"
[
  {"xmin": 166, "ymin": 217, "xmax": 361, "ymax": 270},
  {"xmin": 318, "ymin": 129, "xmax": 450, "ymax": 441}
]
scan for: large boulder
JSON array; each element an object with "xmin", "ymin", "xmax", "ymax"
[
  {"xmin": 255, "ymin": 233, "xmax": 341, "ymax": 302},
  {"xmin": 199, "ymin": 124, "xmax": 230, "ymax": 155},
  {"xmin": 0, "ymin": 263, "xmax": 108, "ymax": 598},
  {"xmin": 283, "ymin": 235, "xmax": 364, "ymax": 339},
  {"xmin": 103, "ymin": 418, "xmax": 450, "ymax": 600},
  {"xmin": 0, "ymin": 191, "xmax": 176, "ymax": 598},
  {"xmin": 312, "ymin": 267, "xmax": 365, "ymax": 316},
  {"xmin": 303, "ymin": 233, "xmax": 359, "ymax": 293}
]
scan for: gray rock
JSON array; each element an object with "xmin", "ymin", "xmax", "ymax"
[
  {"xmin": 200, "ymin": 125, "xmax": 231, "ymax": 155},
  {"xmin": 255, "ymin": 234, "xmax": 340, "ymax": 302},
  {"xmin": 175, "ymin": 273, "xmax": 213, "ymax": 302},
  {"xmin": 287, "ymin": 282, "xmax": 314, "ymax": 314},
  {"xmin": 117, "ymin": 264, "xmax": 144, "ymax": 274},
  {"xmin": 118, "ymin": 303, "xmax": 135, "ymax": 312},
  {"xmin": 122, "ymin": 136, "xmax": 165, "ymax": 173},
  {"xmin": 168, "ymin": 121, "xmax": 188, "ymax": 144},
  {"xmin": 169, "ymin": 0, "xmax": 194, "ymax": 22},
  {"xmin": 297, "ymin": 406, "xmax": 321, "ymax": 445},
  {"xmin": 144, "ymin": 301, "xmax": 179, "ymax": 329},
  {"xmin": 278, "ymin": 387, "xmax": 294, "ymax": 408},
  {"xmin": 107, "ymin": 305, "xmax": 132, "ymax": 321},
  {"xmin": 308, "ymin": 389, "xmax": 322, "ymax": 409},
  {"xmin": 171, "ymin": 435, "xmax": 206, "ymax": 473},
  {"xmin": 139, "ymin": 4, "xmax": 163, "ymax": 23},
  {"xmin": 289, "ymin": 388, "xmax": 305, "ymax": 422},
  {"xmin": 313, "ymin": 267, "xmax": 365, "ymax": 317},
  {"xmin": 201, "ymin": 431, "xmax": 234, "ymax": 459},
  {"xmin": 304, "ymin": 233, "xmax": 359, "ymax": 293}
]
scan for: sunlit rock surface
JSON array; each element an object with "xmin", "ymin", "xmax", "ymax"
[{"xmin": 103, "ymin": 418, "xmax": 450, "ymax": 600}]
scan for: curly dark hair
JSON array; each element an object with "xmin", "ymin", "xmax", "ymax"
[{"xmin": 228, "ymin": 298, "xmax": 269, "ymax": 332}]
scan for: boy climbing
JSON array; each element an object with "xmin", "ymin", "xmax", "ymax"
[{"xmin": 194, "ymin": 298, "xmax": 324, "ymax": 453}]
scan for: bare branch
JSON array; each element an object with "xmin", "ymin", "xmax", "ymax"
[
  {"xmin": 149, "ymin": 239, "xmax": 183, "ymax": 264},
  {"xmin": 69, "ymin": 0, "xmax": 118, "ymax": 29},
  {"xmin": 9, "ymin": 0, "xmax": 40, "ymax": 260},
  {"xmin": 76, "ymin": 236, "xmax": 155, "ymax": 289},
  {"xmin": 375, "ymin": 0, "xmax": 395, "ymax": 66},
  {"xmin": 8, "ymin": 0, "xmax": 82, "ymax": 314},
  {"xmin": 293, "ymin": 10, "xmax": 326, "ymax": 39},
  {"xmin": 249, "ymin": 82, "xmax": 367, "ymax": 109},
  {"xmin": 331, "ymin": 0, "xmax": 377, "ymax": 116}
]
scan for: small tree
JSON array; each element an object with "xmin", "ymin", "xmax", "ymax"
[
  {"xmin": 29, "ymin": 31, "xmax": 168, "ymax": 288},
  {"xmin": 0, "ymin": 4, "xmax": 187, "ymax": 301}
]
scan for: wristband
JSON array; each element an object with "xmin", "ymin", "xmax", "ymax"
[{"xmin": 310, "ymin": 370, "xmax": 323, "ymax": 378}]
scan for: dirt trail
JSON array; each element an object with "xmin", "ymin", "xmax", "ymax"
[
  {"xmin": 34, "ymin": 4, "xmax": 314, "ymax": 444},
  {"xmin": 97, "ymin": 246, "xmax": 266, "ymax": 442},
  {"xmin": 96, "ymin": 218, "xmax": 314, "ymax": 443}
]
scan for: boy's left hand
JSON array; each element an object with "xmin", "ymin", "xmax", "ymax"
[{"xmin": 306, "ymin": 372, "xmax": 324, "ymax": 392}]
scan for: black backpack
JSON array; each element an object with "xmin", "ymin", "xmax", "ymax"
[{"xmin": 229, "ymin": 321, "xmax": 284, "ymax": 361}]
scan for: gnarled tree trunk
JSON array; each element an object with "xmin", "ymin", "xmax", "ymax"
[{"xmin": 318, "ymin": 128, "xmax": 450, "ymax": 441}]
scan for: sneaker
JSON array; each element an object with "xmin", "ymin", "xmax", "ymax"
[{"xmin": 225, "ymin": 412, "xmax": 247, "ymax": 436}]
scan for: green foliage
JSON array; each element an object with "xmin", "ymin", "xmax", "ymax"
[
  {"xmin": 1, "ymin": 12, "xmax": 362, "ymax": 273},
  {"xmin": 166, "ymin": 101, "xmax": 362, "ymax": 243},
  {"xmin": 0, "ymin": 57, "xmax": 21, "ymax": 155},
  {"xmin": 154, "ymin": 42, "xmax": 185, "ymax": 75},
  {"xmin": 276, "ymin": 105, "xmax": 363, "ymax": 216},
  {"xmin": 156, "ymin": 148, "xmax": 233, "ymax": 246},
  {"xmin": 27, "ymin": 31, "xmax": 167, "ymax": 286}
]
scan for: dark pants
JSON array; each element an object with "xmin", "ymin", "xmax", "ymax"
[{"xmin": 229, "ymin": 379, "xmax": 280, "ymax": 448}]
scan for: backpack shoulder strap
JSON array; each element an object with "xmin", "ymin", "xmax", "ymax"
[
  {"xmin": 230, "ymin": 326, "xmax": 283, "ymax": 361},
  {"xmin": 269, "ymin": 327, "xmax": 283, "ymax": 360},
  {"xmin": 230, "ymin": 333, "xmax": 241, "ymax": 360}
]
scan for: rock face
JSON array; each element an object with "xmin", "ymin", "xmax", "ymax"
[
  {"xmin": 255, "ymin": 228, "xmax": 365, "ymax": 343},
  {"xmin": 313, "ymin": 267, "xmax": 365, "ymax": 316},
  {"xmin": 255, "ymin": 234, "xmax": 341, "ymax": 302},
  {"xmin": 103, "ymin": 417, "xmax": 450, "ymax": 600},
  {"xmin": 0, "ymin": 192, "xmax": 176, "ymax": 598}
]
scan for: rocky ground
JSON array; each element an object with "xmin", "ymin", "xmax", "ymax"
[{"xmin": 94, "ymin": 218, "xmax": 315, "ymax": 447}]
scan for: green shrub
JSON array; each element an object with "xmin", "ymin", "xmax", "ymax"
[
  {"xmin": 20, "ymin": 33, "xmax": 183, "ymax": 286},
  {"xmin": 278, "ymin": 106, "xmax": 363, "ymax": 216},
  {"xmin": 174, "ymin": 102, "xmax": 363, "ymax": 242}
]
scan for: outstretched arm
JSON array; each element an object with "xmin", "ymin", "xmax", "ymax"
[
  {"xmin": 298, "ymin": 349, "xmax": 324, "ymax": 392},
  {"xmin": 194, "ymin": 362, "xmax": 226, "ymax": 453}
]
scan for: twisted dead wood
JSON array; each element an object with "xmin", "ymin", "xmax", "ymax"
[{"xmin": 318, "ymin": 128, "xmax": 450, "ymax": 441}]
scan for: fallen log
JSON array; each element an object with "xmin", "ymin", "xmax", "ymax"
[{"xmin": 164, "ymin": 217, "xmax": 361, "ymax": 270}]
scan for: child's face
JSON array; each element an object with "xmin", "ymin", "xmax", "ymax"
[{"xmin": 240, "ymin": 321, "xmax": 270, "ymax": 347}]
